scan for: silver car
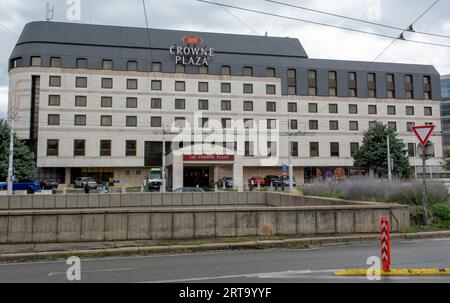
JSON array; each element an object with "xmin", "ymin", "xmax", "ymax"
[{"xmin": 74, "ymin": 177, "xmax": 98, "ymax": 189}]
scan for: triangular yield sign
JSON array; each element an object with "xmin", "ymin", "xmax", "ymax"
[{"xmin": 412, "ymin": 125, "xmax": 435, "ymax": 146}]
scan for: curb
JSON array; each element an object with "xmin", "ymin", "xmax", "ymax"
[{"xmin": 1, "ymin": 231, "xmax": 450, "ymax": 262}]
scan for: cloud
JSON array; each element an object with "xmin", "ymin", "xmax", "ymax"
[{"xmin": 0, "ymin": 87, "xmax": 8, "ymax": 119}]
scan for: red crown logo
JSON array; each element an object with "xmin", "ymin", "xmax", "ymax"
[{"xmin": 183, "ymin": 35, "xmax": 203, "ymax": 45}]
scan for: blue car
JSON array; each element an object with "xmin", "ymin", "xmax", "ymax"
[{"xmin": 0, "ymin": 181, "xmax": 41, "ymax": 194}]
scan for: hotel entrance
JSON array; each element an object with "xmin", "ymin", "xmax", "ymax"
[{"xmin": 183, "ymin": 167, "xmax": 212, "ymax": 188}]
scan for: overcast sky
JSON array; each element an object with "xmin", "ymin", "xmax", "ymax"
[{"xmin": 1, "ymin": 0, "xmax": 450, "ymax": 119}]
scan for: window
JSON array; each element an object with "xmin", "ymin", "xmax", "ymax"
[
  {"xmin": 175, "ymin": 99, "xmax": 185, "ymax": 110},
  {"xmin": 329, "ymin": 71, "xmax": 337, "ymax": 96},
  {"xmin": 405, "ymin": 75, "xmax": 414, "ymax": 99},
  {"xmin": 198, "ymin": 99, "xmax": 209, "ymax": 110},
  {"xmin": 126, "ymin": 140, "xmax": 137, "ymax": 157},
  {"xmin": 221, "ymin": 118, "xmax": 231, "ymax": 129},
  {"xmin": 50, "ymin": 57, "xmax": 62, "ymax": 67},
  {"xmin": 75, "ymin": 115, "xmax": 86, "ymax": 126},
  {"xmin": 102, "ymin": 60, "xmax": 113, "ymax": 70},
  {"xmin": 175, "ymin": 64, "xmax": 185, "ymax": 73},
  {"xmin": 288, "ymin": 102, "xmax": 297, "ymax": 113},
  {"xmin": 47, "ymin": 139, "xmax": 59, "ymax": 156},
  {"xmin": 388, "ymin": 122, "xmax": 397, "ymax": 131},
  {"xmin": 9, "ymin": 57, "xmax": 22, "ymax": 69},
  {"xmin": 288, "ymin": 69, "xmax": 297, "ymax": 95},
  {"xmin": 309, "ymin": 120, "xmax": 318, "ymax": 130},
  {"xmin": 48, "ymin": 114, "xmax": 60, "ymax": 126},
  {"xmin": 199, "ymin": 66, "xmax": 208, "ymax": 74},
  {"xmin": 101, "ymin": 78, "xmax": 113, "ymax": 89},
  {"xmin": 368, "ymin": 105, "xmax": 377, "ymax": 115},
  {"xmin": 243, "ymin": 101, "xmax": 253, "ymax": 112},
  {"xmin": 151, "ymin": 80, "xmax": 162, "ymax": 91},
  {"xmin": 151, "ymin": 117, "xmax": 162, "ymax": 127},
  {"xmin": 100, "ymin": 140, "xmax": 111, "ymax": 157},
  {"xmin": 407, "ymin": 122, "xmax": 415, "ymax": 132},
  {"xmin": 369, "ymin": 121, "xmax": 377, "ymax": 129},
  {"xmin": 266, "ymin": 85, "xmax": 276, "ymax": 95},
  {"xmin": 198, "ymin": 82, "xmax": 209, "ymax": 92},
  {"xmin": 175, "ymin": 81, "xmax": 185, "ymax": 92},
  {"xmin": 266, "ymin": 68, "xmax": 276, "ymax": 77},
  {"xmin": 424, "ymin": 76, "xmax": 432, "ymax": 99},
  {"xmin": 350, "ymin": 142, "xmax": 360, "ymax": 156},
  {"xmin": 368, "ymin": 73, "xmax": 377, "ymax": 98},
  {"xmin": 290, "ymin": 119, "xmax": 298, "ymax": 130},
  {"xmin": 127, "ymin": 97, "xmax": 138, "ymax": 109},
  {"xmin": 406, "ymin": 106, "xmax": 415, "ymax": 116},
  {"xmin": 349, "ymin": 121, "xmax": 359, "ymax": 131},
  {"xmin": 267, "ymin": 142, "xmax": 277, "ymax": 157},
  {"xmin": 308, "ymin": 70, "xmax": 317, "ymax": 96},
  {"xmin": 291, "ymin": 142, "xmax": 299, "ymax": 157},
  {"xmin": 126, "ymin": 116, "xmax": 137, "ymax": 127},
  {"xmin": 221, "ymin": 83, "xmax": 231, "ymax": 93},
  {"xmin": 76, "ymin": 58, "xmax": 87, "ymax": 69},
  {"xmin": 49, "ymin": 76, "xmax": 61, "ymax": 87},
  {"xmin": 221, "ymin": 100, "xmax": 231, "ymax": 111},
  {"xmin": 245, "ymin": 142, "xmax": 254, "ymax": 156},
  {"xmin": 310, "ymin": 142, "xmax": 319, "ymax": 157},
  {"xmin": 243, "ymin": 84, "xmax": 253, "ymax": 94},
  {"xmin": 349, "ymin": 72, "xmax": 357, "ymax": 97},
  {"xmin": 330, "ymin": 142, "xmax": 340, "ymax": 157},
  {"xmin": 267, "ymin": 119, "xmax": 276, "ymax": 130},
  {"xmin": 387, "ymin": 73, "xmax": 395, "ymax": 98},
  {"xmin": 75, "ymin": 77, "xmax": 87, "ymax": 88},
  {"xmin": 174, "ymin": 117, "xmax": 186, "ymax": 128},
  {"xmin": 349, "ymin": 104, "xmax": 358, "ymax": 114},
  {"xmin": 329, "ymin": 120, "xmax": 339, "ymax": 131},
  {"xmin": 74, "ymin": 140, "xmax": 85, "ymax": 157},
  {"xmin": 266, "ymin": 102, "xmax": 276, "ymax": 112},
  {"xmin": 101, "ymin": 115, "xmax": 112, "ymax": 126},
  {"xmin": 31, "ymin": 56, "xmax": 41, "ymax": 66},
  {"xmin": 48, "ymin": 95, "xmax": 60, "ymax": 106},
  {"xmin": 101, "ymin": 97, "xmax": 112, "ymax": 108},
  {"xmin": 243, "ymin": 66, "xmax": 253, "ymax": 76},
  {"xmin": 424, "ymin": 107, "xmax": 432, "ymax": 116},
  {"xmin": 222, "ymin": 65, "xmax": 231, "ymax": 75},
  {"xmin": 127, "ymin": 61, "xmax": 138, "ymax": 71},
  {"xmin": 127, "ymin": 79, "xmax": 138, "ymax": 90},
  {"xmin": 408, "ymin": 143, "xmax": 416, "ymax": 157},
  {"xmin": 308, "ymin": 103, "xmax": 318, "ymax": 113},
  {"xmin": 75, "ymin": 96, "xmax": 87, "ymax": 107},
  {"xmin": 387, "ymin": 105, "xmax": 396, "ymax": 115},
  {"xmin": 200, "ymin": 118, "xmax": 209, "ymax": 128},
  {"xmin": 151, "ymin": 98, "xmax": 161, "ymax": 109},
  {"xmin": 244, "ymin": 119, "xmax": 254, "ymax": 129},
  {"xmin": 152, "ymin": 62, "xmax": 162, "ymax": 72},
  {"xmin": 329, "ymin": 104, "xmax": 338, "ymax": 114}
]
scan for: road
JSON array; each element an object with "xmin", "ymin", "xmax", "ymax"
[{"xmin": 0, "ymin": 238, "xmax": 450, "ymax": 283}]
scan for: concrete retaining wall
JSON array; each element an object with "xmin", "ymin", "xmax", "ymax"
[{"xmin": 0, "ymin": 205, "xmax": 410, "ymax": 244}]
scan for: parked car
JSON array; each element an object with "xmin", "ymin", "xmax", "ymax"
[
  {"xmin": 173, "ymin": 187, "xmax": 205, "ymax": 193},
  {"xmin": 219, "ymin": 177, "xmax": 234, "ymax": 189},
  {"xmin": 74, "ymin": 177, "xmax": 98, "ymax": 189},
  {"xmin": 0, "ymin": 180, "xmax": 41, "ymax": 194},
  {"xmin": 248, "ymin": 176, "xmax": 266, "ymax": 187},
  {"xmin": 39, "ymin": 179, "xmax": 59, "ymax": 190},
  {"xmin": 264, "ymin": 175, "xmax": 281, "ymax": 187},
  {"xmin": 280, "ymin": 176, "xmax": 297, "ymax": 187}
]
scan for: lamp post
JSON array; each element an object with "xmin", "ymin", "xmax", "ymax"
[{"xmin": 7, "ymin": 117, "xmax": 14, "ymax": 195}]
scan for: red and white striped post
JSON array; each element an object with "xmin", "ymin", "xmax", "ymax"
[{"xmin": 380, "ymin": 217, "xmax": 391, "ymax": 272}]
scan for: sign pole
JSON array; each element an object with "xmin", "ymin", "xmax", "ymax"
[{"xmin": 422, "ymin": 151, "xmax": 430, "ymax": 226}]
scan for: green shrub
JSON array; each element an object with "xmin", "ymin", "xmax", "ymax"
[
  {"xmin": 431, "ymin": 203, "xmax": 450, "ymax": 221},
  {"xmin": 409, "ymin": 205, "xmax": 425, "ymax": 225}
]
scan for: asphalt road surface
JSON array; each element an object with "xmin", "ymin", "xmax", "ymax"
[{"xmin": 1, "ymin": 238, "xmax": 450, "ymax": 283}]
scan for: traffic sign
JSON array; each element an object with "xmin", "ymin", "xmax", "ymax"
[
  {"xmin": 380, "ymin": 217, "xmax": 391, "ymax": 272},
  {"xmin": 412, "ymin": 125, "xmax": 435, "ymax": 146}
]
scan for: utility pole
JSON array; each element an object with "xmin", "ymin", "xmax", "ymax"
[
  {"xmin": 7, "ymin": 117, "xmax": 14, "ymax": 195},
  {"xmin": 422, "ymin": 149, "xmax": 430, "ymax": 225},
  {"xmin": 387, "ymin": 135, "xmax": 392, "ymax": 181},
  {"xmin": 161, "ymin": 128, "xmax": 167, "ymax": 193}
]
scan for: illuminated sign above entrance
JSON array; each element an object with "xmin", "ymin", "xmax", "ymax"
[
  {"xmin": 169, "ymin": 35, "xmax": 214, "ymax": 66},
  {"xmin": 183, "ymin": 155, "xmax": 234, "ymax": 162}
]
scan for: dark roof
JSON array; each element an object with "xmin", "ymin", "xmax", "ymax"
[{"xmin": 14, "ymin": 21, "xmax": 308, "ymax": 58}]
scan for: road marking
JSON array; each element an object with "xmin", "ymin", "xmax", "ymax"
[{"xmin": 48, "ymin": 267, "xmax": 134, "ymax": 277}]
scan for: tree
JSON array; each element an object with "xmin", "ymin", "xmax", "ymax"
[
  {"xmin": 353, "ymin": 122, "xmax": 413, "ymax": 179},
  {"xmin": 0, "ymin": 119, "xmax": 36, "ymax": 181},
  {"xmin": 441, "ymin": 146, "xmax": 450, "ymax": 171}
]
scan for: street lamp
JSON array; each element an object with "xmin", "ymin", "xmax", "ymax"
[{"xmin": 7, "ymin": 113, "xmax": 17, "ymax": 195}]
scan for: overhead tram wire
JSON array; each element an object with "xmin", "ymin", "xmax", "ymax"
[
  {"xmin": 195, "ymin": 0, "xmax": 450, "ymax": 49},
  {"xmin": 212, "ymin": 0, "xmax": 259, "ymax": 35},
  {"xmin": 264, "ymin": 0, "xmax": 450, "ymax": 40},
  {"xmin": 0, "ymin": 23, "xmax": 18, "ymax": 38},
  {"xmin": 142, "ymin": 0, "xmax": 153, "ymax": 61},
  {"xmin": 363, "ymin": 0, "xmax": 440, "ymax": 71}
]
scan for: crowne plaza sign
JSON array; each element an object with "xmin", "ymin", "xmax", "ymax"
[{"xmin": 169, "ymin": 35, "xmax": 214, "ymax": 66}]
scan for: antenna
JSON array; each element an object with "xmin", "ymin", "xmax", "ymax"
[{"xmin": 46, "ymin": 2, "xmax": 54, "ymax": 21}]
